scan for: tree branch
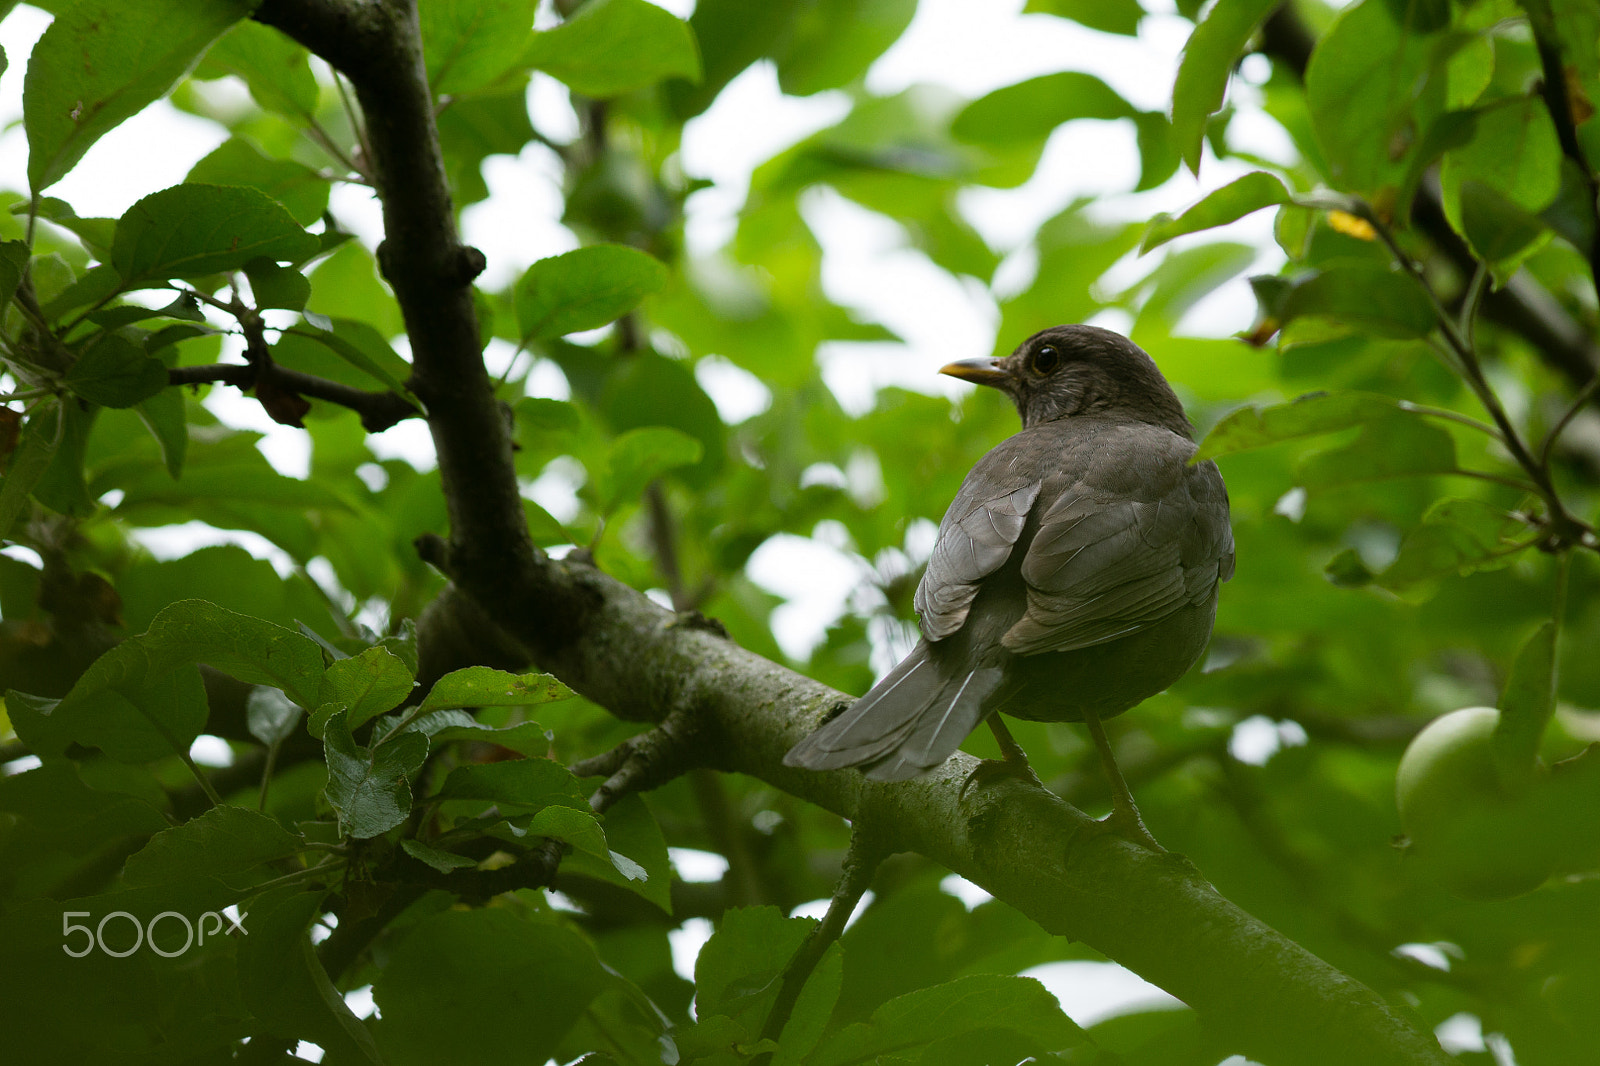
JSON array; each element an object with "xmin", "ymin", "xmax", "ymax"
[{"xmin": 169, "ymin": 361, "xmax": 418, "ymax": 431}]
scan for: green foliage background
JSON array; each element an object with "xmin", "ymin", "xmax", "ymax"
[{"xmin": 1, "ymin": 0, "xmax": 1599, "ymax": 1063}]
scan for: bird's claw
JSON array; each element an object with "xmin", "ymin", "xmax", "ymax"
[
  {"xmin": 1099, "ymin": 804, "xmax": 1164, "ymax": 852},
  {"xmin": 960, "ymin": 753, "xmax": 1043, "ymax": 799}
]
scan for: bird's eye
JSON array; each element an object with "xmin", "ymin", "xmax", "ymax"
[{"xmin": 1031, "ymin": 345, "xmax": 1061, "ymax": 374}]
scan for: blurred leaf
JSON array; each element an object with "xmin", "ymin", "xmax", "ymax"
[
  {"xmin": 1171, "ymin": 0, "xmax": 1278, "ymax": 173},
  {"xmin": 1024, "ymin": 0, "xmax": 1143, "ymax": 34},
  {"xmin": 401, "ymin": 838, "xmax": 479, "ymax": 872},
  {"xmin": 1306, "ymin": 0, "xmax": 1444, "ymax": 198},
  {"xmin": 22, "ymin": 0, "xmax": 254, "ymax": 191},
  {"xmin": 602, "ymin": 425, "xmax": 704, "ymax": 510},
  {"xmin": 0, "ymin": 402, "xmax": 62, "ymax": 540},
  {"xmin": 1295, "ymin": 411, "xmax": 1457, "ymax": 488},
  {"xmin": 1142, "ymin": 171, "xmax": 1290, "ymax": 251},
  {"xmin": 121, "ymin": 805, "xmax": 302, "ymax": 889},
  {"xmin": 27, "ymin": 197, "xmax": 115, "ymax": 257},
  {"xmin": 1199, "ymin": 391, "xmax": 1418, "ymax": 460},
  {"xmin": 809, "ymin": 975, "xmax": 1084, "ymax": 1066},
  {"xmin": 373, "ymin": 909, "xmax": 606, "ymax": 1066},
  {"xmin": 112, "ymin": 183, "xmax": 319, "ymax": 285},
  {"xmin": 695, "ymin": 906, "xmax": 815, "ymax": 1025},
  {"xmin": 667, "ymin": 0, "xmax": 803, "ymax": 119},
  {"xmin": 952, "ymin": 71, "xmax": 1137, "ymax": 145},
  {"xmin": 64, "ymin": 331, "xmax": 169, "ymax": 408},
  {"xmin": 245, "ymin": 258, "xmax": 312, "ymax": 311},
  {"xmin": 248, "ymin": 685, "xmax": 304, "ymax": 746},
  {"xmin": 515, "ymin": 244, "xmax": 668, "ymax": 341},
  {"xmin": 196, "ymin": 19, "xmax": 320, "ymax": 121},
  {"xmin": 420, "ymin": 0, "xmax": 538, "ymax": 96},
  {"xmin": 435, "ymin": 757, "xmax": 591, "ymax": 812},
  {"xmin": 525, "ymin": 0, "xmax": 701, "ymax": 98},
  {"xmin": 275, "ymin": 318, "xmax": 416, "ymax": 400},
  {"xmin": 324, "ymin": 707, "xmax": 428, "ymax": 838},
  {"xmin": 1441, "ymin": 95, "xmax": 1562, "ymax": 217},
  {"xmin": 1377, "ymin": 498, "xmax": 1528, "ymax": 591},
  {"xmin": 238, "ymin": 887, "xmax": 383, "ymax": 1062},
  {"xmin": 774, "ymin": 0, "xmax": 915, "ymax": 95},
  {"xmin": 1279, "ymin": 264, "xmax": 1437, "ymax": 339},
  {"xmin": 1494, "ymin": 620, "xmax": 1558, "ymax": 787},
  {"xmin": 0, "ymin": 238, "xmax": 26, "ymax": 308}
]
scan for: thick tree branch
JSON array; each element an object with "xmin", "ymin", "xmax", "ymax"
[
  {"xmin": 249, "ymin": 2, "xmax": 1451, "ymax": 1062},
  {"xmin": 495, "ymin": 563, "xmax": 1452, "ymax": 1066},
  {"xmin": 255, "ymin": 0, "xmax": 539, "ymax": 594}
]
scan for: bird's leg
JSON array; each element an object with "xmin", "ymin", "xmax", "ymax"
[
  {"xmin": 1082, "ymin": 709, "xmax": 1162, "ymax": 851},
  {"xmin": 961, "ymin": 715, "xmax": 1043, "ymax": 797}
]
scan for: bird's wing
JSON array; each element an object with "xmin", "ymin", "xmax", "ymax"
[
  {"xmin": 1003, "ymin": 422, "xmax": 1232, "ymax": 655},
  {"xmin": 913, "ymin": 440, "xmax": 1043, "ymax": 641}
]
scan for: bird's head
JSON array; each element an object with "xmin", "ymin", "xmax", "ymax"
[{"xmin": 941, "ymin": 324, "xmax": 1193, "ymax": 438}]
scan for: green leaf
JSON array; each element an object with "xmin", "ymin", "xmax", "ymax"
[
  {"xmin": 1295, "ymin": 412, "xmax": 1457, "ymax": 488},
  {"xmin": 602, "ymin": 426, "xmax": 704, "ymax": 510},
  {"xmin": 808, "ymin": 975, "xmax": 1084, "ymax": 1066},
  {"xmin": 238, "ymin": 887, "xmax": 383, "ymax": 1063},
  {"xmin": 952, "ymin": 71, "xmax": 1137, "ymax": 145},
  {"xmin": 373, "ymin": 909, "xmax": 607, "ymax": 1066},
  {"xmin": 405, "ymin": 710, "xmax": 552, "ymax": 756},
  {"xmin": 435, "ymin": 757, "xmax": 591, "ymax": 813},
  {"xmin": 1305, "ymin": 0, "xmax": 1441, "ymax": 198},
  {"xmin": 1442, "ymin": 96, "xmax": 1562, "ymax": 216},
  {"xmin": 514, "ymin": 243, "xmax": 668, "ymax": 342},
  {"xmin": 0, "ymin": 238, "xmax": 27, "ymax": 309},
  {"xmin": 401, "ymin": 837, "xmax": 479, "ymax": 873},
  {"xmin": 276, "ymin": 318, "xmax": 416, "ymax": 399},
  {"xmin": 1377, "ymin": 498, "xmax": 1528, "ymax": 591},
  {"xmin": 187, "ymin": 138, "xmax": 332, "ymax": 229},
  {"xmin": 112, "ymin": 183, "xmax": 320, "ymax": 286},
  {"xmin": 195, "ymin": 19, "xmax": 320, "ymax": 121},
  {"xmin": 22, "ymin": 0, "xmax": 256, "ymax": 191},
  {"xmin": 244, "ymin": 258, "xmax": 312, "ymax": 312},
  {"xmin": 1141, "ymin": 171, "xmax": 1290, "ymax": 252},
  {"xmin": 0, "ymin": 403, "xmax": 63, "ymax": 540},
  {"xmin": 53, "ymin": 649, "xmax": 209, "ymax": 764},
  {"xmin": 28, "ymin": 197, "xmax": 115, "ymax": 257},
  {"xmin": 247, "ymin": 685, "xmax": 304, "ymax": 746},
  {"xmin": 420, "ymin": 0, "xmax": 538, "ymax": 96},
  {"xmin": 64, "ymin": 331, "xmax": 169, "ymax": 408},
  {"xmin": 1025, "ymin": 0, "xmax": 1142, "ymax": 34},
  {"xmin": 121, "ymin": 805, "xmax": 302, "ymax": 890},
  {"xmin": 562, "ymin": 792, "xmax": 673, "ymax": 912},
  {"xmin": 138, "ymin": 599, "xmax": 327, "ymax": 709},
  {"xmin": 696, "ymin": 907, "xmax": 816, "ymax": 1025},
  {"xmin": 524, "ymin": 0, "xmax": 701, "ymax": 98},
  {"xmin": 773, "ymin": 0, "xmax": 916, "ymax": 96},
  {"xmin": 1494, "ymin": 620, "xmax": 1558, "ymax": 789},
  {"xmin": 1199, "ymin": 391, "xmax": 1424, "ymax": 460},
  {"xmin": 1170, "ymin": 0, "xmax": 1279, "ymax": 173},
  {"xmin": 323, "ymin": 707, "xmax": 428, "ymax": 839},
  {"xmin": 316, "ymin": 647, "xmax": 416, "ymax": 733},
  {"xmin": 418, "ymin": 666, "xmax": 572, "ymax": 714},
  {"xmin": 1278, "ymin": 264, "xmax": 1437, "ymax": 339}
]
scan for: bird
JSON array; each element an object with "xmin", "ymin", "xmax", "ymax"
[{"xmin": 784, "ymin": 324, "xmax": 1234, "ymax": 845}]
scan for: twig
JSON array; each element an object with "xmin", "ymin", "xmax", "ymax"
[
  {"xmin": 1539, "ymin": 373, "xmax": 1600, "ymax": 470},
  {"xmin": 757, "ymin": 825, "xmax": 886, "ymax": 1051}
]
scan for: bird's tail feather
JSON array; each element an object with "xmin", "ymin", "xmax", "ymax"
[{"xmin": 783, "ymin": 643, "xmax": 1001, "ymax": 781}]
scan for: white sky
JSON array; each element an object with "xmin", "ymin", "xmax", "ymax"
[{"xmin": 0, "ymin": 0, "xmax": 1305, "ymax": 1035}]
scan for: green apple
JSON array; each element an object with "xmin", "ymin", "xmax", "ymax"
[{"xmin": 1396, "ymin": 706, "xmax": 1556, "ymax": 901}]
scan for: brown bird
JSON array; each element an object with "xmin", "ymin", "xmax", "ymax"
[{"xmin": 784, "ymin": 325, "xmax": 1234, "ymax": 844}]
